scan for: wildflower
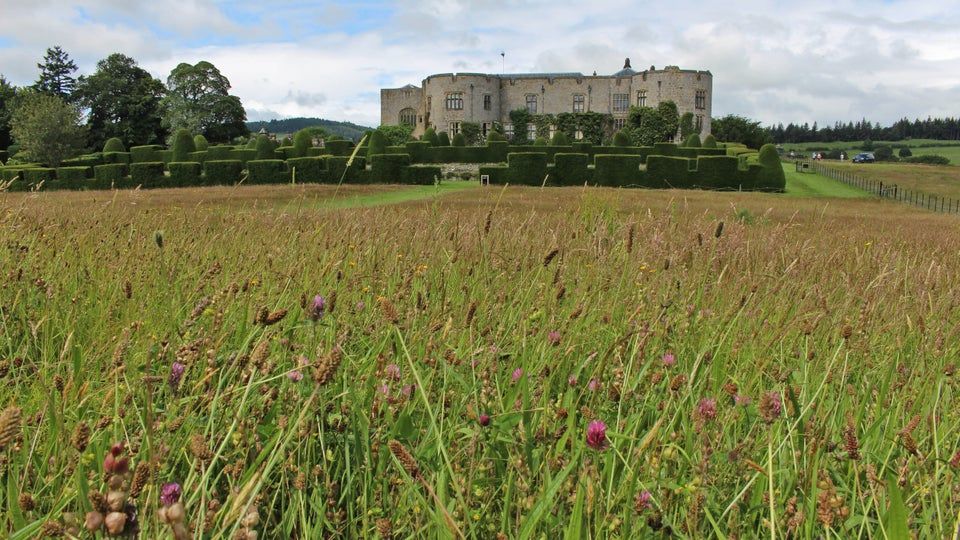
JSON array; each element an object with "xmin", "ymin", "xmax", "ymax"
[
  {"xmin": 662, "ymin": 352, "xmax": 676, "ymax": 367},
  {"xmin": 512, "ymin": 368, "xmax": 523, "ymax": 383},
  {"xmin": 103, "ymin": 443, "xmax": 129, "ymax": 474},
  {"xmin": 479, "ymin": 414, "xmax": 491, "ymax": 427},
  {"xmin": 635, "ymin": 490, "xmax": 653, "ymax": 512},
  {"xmin": 355, "ymin": 301, "xmax": 365, "ymax": 311},
  {"xmin": 586, "ymin": 420, "xmax": 607, "ymax": 450},
  {"xmin": 168, "ymin": 362, "xmax": 185, "ymax": 391},
  {"xmin": 696, "ymin": 398, "xmax": 717, "ymax": 421},
  {"xmin": 287, "ymin": 370, "xmax": 304, "ymax": 382},
  {"xmin": 308, "ymin": 295, "xmax": 326, "ymax": 321},
  {"xmin": 159, "ymin": 483, "xmax": 181, "ymax": 506},
  {"xmin": 548, "ymin": 331, "xmax": 561, "ymax": 346},
  {"xmin": 385, "ymin": 364, "xmax": 401, "ymax": 380},
  {"xmin": 759, "ymin": 391, "xmax": 782, "ymax": 423},
  {"xmin": 401, "ymin": 384, "xmax": 415, "ymax": 398},
  {"xmin": 734, "ymin": 394, "xmax": 751, "ymax": 406},
  {"xmin": 588, "ymin": 378, "xmax": 600, "ymax": 392},
  {"xmin": 378, "ymin": 384, "xmax": 390, "ymax": 396},
  {"xmin": 568, "ymin": 375, "xmax": 578, "ymax": 386},
  {"xmin": 949, "ymin": 450, "xmax": 960, "ymax": 469}
]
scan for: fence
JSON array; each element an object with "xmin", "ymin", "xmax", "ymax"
[{"xmin": 802, "ymin": 161, "xmax": 960, "ymax": 215}]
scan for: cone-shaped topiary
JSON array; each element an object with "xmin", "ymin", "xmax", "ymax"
[
  {"xmin": 422, "ymin": 128, "xmax": 439, "ymax": 146},
  {"xmin": 245, "ymin": 138, "xmax": 257, "ymax": 149},
  {"xmin": 193, "ymin": 134, "xmax": 209, "ymax": 151},
  {"xmin": 487, "ymin": 131, "xmax": 506, "ymax": 143},
  {"xmin": 533, "ymin": 137, "xmax": 547, "ymax": 146},
  {"xmin": 684, "ymin": 134, "xmax": 702, "ymax": 147},
  {"xmin": 103, "ymin": 138, "xmax": 126, "ymax": 153},
  {"xmin": 452, "ymin": 133, "xmax": 466, "ymax": 147},
  {"xmin": 702, "ymin": 134, "xmax": 717, "ymax": 148},
  {"xmin": 437, "ymin": 132, "xmax": 450, "ymax": 146},
  {"xmin": 255, "ymin": 134, "xmax": 275, "ymax": 160},
  {"xmin": 613, "ymin": 130, "xmax": 630, "ymax": 147},
  {"xmin": 293, "ymin": 129, "xmax": 313, "ymax": 158},
  {"xmin": 367, "ymin": 130, "xmax": 387, "ymax": 157},
  {"xmin": 551, "ymin": 132, "xmax": 569, "ymax": 146},
  {"xmin": 171, "ymin": 129, "xmax": 196, "ymax": 162}
]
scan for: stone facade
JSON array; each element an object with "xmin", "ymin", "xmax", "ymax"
[{"xmin": 380, "ymin": 59, "xmax": 712, "ymax": 140}]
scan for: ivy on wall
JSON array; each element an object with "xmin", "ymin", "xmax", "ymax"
[{"xmin": 509, "ymin": 110, "xmax": 612, "ymax": 145}]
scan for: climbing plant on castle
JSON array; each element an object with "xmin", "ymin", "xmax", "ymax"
[
  {"xmin": 508, "ymin": 108, "xmax": 532, "ymax": 145},
  {"xmin": 554, "ymin": 112, "xmax": 610, "ymax": 145}
]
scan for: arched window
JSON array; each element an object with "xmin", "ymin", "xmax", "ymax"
[{"xmin": 399, "ymin": 108, "xmax": 417, "ymax": 126}]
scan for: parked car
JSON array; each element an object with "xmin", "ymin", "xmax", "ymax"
[{"xmin": 852, "ymin": 152, "xmax": 875, "ymax": 163}]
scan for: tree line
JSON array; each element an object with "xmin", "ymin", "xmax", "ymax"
[
  {"xmin": 0, "ymin": 46, "xmax": 249, "ymax": 166},
  {"xmin": 768, "ymin": 117, "xmax": 960, "ymax": 145}
]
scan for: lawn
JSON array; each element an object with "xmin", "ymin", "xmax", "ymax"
[
  {"xmin": 781, "ymin": 139, "xmax": 960, "ymax": 163},
  {"xmin": 822, "ymin": 161, "xmax": 960, "ymax": 202},
  {"xmin": 782, "ymin": 163, "xmax": 870, "ymax": 198},
  {"xmin": 0, "ymin": 183, "xmax": 955, "ymax": 538}
]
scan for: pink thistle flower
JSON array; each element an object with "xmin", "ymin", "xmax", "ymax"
[
  {"xmin": 635, "ymin": 490, "xmax": 653, "ymax": 512},
  {"xmin": 512, "ymin": 368, "xmax": 523, "ymax": 383},
  {"xmin": 401, "ymin": 384, "xmax": 414, "ymax": 398},
  {"xmin": 308, "ymin": 295, "xmax": 326, "ymax": 321},
  {"xmin": 548, "ymin": 331, "xmax": 561, "ymax": 346},
  {"xmin": 588, "ymin": 378, "xmax": 600, "ymax": 392},
  {"xmin": 662, "ymin": 352, "xmax": 676, "ymax": 367},
  {"xmin": 734, "ymin": 394, "xmax": 751, "ymax": 406},
  {"xmin": 378, "ymin": 384, "xmax": 390, "ymax": 396},
  {"xmin": 586, "ymin": 420, "xmax": 607, "ymax": 450},
  {"xmin": 168, "ymin": 362, "xmax": 185, "ymax": 390},
  {"xmin": 160, "ymin": 483, "xmax": 181, "ymax": 506},
  {"xmin": 478, "ymin": 414, "xmax": 491, "ymax": 427},
  {"xmin": 697, "ymin": 398, "xmax": 717, "ymax": 420},
  {"xmin": 385, "ymin": 363, "xmax": 401, "ymax": 380},
  {"xmin": 287, "ymin": 370, "xmax": 304, "ymax": 382}
]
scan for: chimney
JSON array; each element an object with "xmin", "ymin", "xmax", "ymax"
[{"xmin": 623, "ymin": 58, "xmax": 632, "ymax": 69}]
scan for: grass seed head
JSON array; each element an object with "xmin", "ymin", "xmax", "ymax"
[{"xmin": 0, "ymin": 406, "xmax": 22, "ymax": 452}]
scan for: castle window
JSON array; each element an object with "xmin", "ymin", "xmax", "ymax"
[
  {"xmin": 449, "ymin": 122, "xmax": 461, "ymax": 135},
  {"xmin": 482, "ymin": 122, "xmax": 490, "ymax": 136},
  {"xmin": 527, "ymin": 124, "xmax": 536, "ymax": 141},
  {"xmin": 504, "ymin": 123, "xmax": 514, "ymax": 138},
  {"xmin": 695, "ymin": 90, "xmax": 706, "ymax": 110},
  {"xmin": 637, "ymin": 90, "xmax": 647, "ymax": 107},
  {"xmin": 445, "ymin": 92, "xmax": 463, "ymax": 110},
  {"xmin": 695, "ymin": 115, "xmax": 704, "ymax": 131},
  {"xmin": 526, "ymin": 94, "xmax": 537, "ymax": 113},
  {"xmin": 613, "ymin": 93, "xmax": 629, "ymax": 112},
  {"xmin": 613, "ymin": 118, "xmax": 626, "ymax": 130},
  {"xmin": 575, "ymin": 130, "xmax": 584, "ymax": 140},
  {"xmin": 483, "ymin": 94, "xmax": 492, "ymax": 111},
  {"xmin": 573, "ymin": 94, "xmax": 585, "ymax": 113},
  {"xmin": 399, "ymin": 108, "xmax": 417, "ymax": 126}
]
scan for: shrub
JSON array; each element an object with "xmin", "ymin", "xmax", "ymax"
[
  {"xmin": 552, "ymin": 153, "xmax": 590, "ymax": 186},
  {"xmin": 594, "ymin": 155, "xmax": 642, "ymax": 187},
  {"xmin": 230, "ymin": 148, "xmax": 256, "ymax": 165},
  {"xmin": 292, "ymin": 129, "xmax": 313, "ymax": 158},
  {"xmin": 168, "ymin": 162, "xmax": 202, "ymax": 187},
  {"xmin": 400, "ymin": 165, "xmax": 441, "ymax": 185},
  {"xmin": 702, "ymin": 134, "xmax": 718, "ymax": 148},
  {"xmin": 93, "ymin": 164, "xmax": 128, "ymax": 188},
  {"xmin": 551, "ymin": 132, "xmax": 569, "ymax": 146},
  {"xmin": 452, "ymin": 133, "xmax": 466, "ymax": 147},
  {"xmin": 245, "ymin": 138, "xmax": 257, "ymax": 149},
  {"xmin": 533, "ymin": 137, "xmax": 548, "ymax": 147},
  {"xmin": 405, "ymin": 141, "xmax": 432, "ymax": 163},
  {"xmin": 103, "ymin": 138, "xmax": 126, "ymax": 153},
  {"xmin": 485, "ymin": 141, "xmax": 510, "ymax": 163},
  {"xmin": 103, "ymin": 152, "xmax": 131, "ymax": 164},
  {"xmin": 861, "ymin": 139, "xmax": 874, "ymax": 151},
  {"xmin": 422, "ymin": 128, "xmax": 439, "ymax": 146},
  {"xmin": 694, "ymin": 156, "xmax": 740, "ymax": 189},
  {"xmin": 204, "ymin": 160, "xmax": 243, "ymax": 185},
  {"xmin": 56, "ymin": 166, "xmax": 92, "ymax": 189},
  {"xmin": 653, "ymin": 142, "xmax": 679, "ymax": 156},
  {"xmin": 367, "ymin": 130, "xmax": 387, "ymax": 157},
  {"xmin": 646, "ymin": 156, "xmax": 693, "ymax": 188},
  {"xmin": 438, "ymin": 132, "xmax": 451, "ymax": 146},
  {"xmin": 188, "ymin": 151, "xmax": 208, "ymax": 163},
  {"xmin": 873, "ymin": 145, "xmax": 894, "ymax": 161},
  {"xmin": 507, "ymin": 152, "xmax": 548, "ymax": 186},
  {"xmin": 756, "ymin": 144, "xmax": 786, "ymax": 192},
  {"xmin": 23, "ymin": 168, "xmax": 56, "ymax": 189},
  {"xmin": 684, "ymin": 134, "xmax": 702, "ymax": 148},
  {"xmin": 898, "ymin": 147, "xmax": 913, "ymax": 158},
  {"xmin": 612, "ymin": 131, "xmax": 630, "ymax": 147},
  {"xmin": 903, "ymin": 154, "xmax": 950, "ymax": 165},
  {"xmin": 206, "ymin": 146, "xmax": 234, "ymax": 161},
  {"xmin": 130, "ymin": 162, "xmax": 167, "ymax": 188},
  {"xmin": 158, "ymin": 150, "xmax": 173, "ymax": 164},
  {"xmin": 479, "ymin": 165, "xmax": 508, "ymax": 185},
  {"xmin": 0, "ymin": 150, "xmax": 7, "ymax": 164},
  {"xmin": 171, "ymin": 129, "xmax": 196, "ymax": 162},
  {"xmin": 129, "ymin": 145, "xmax": 160, "ymax": 163},
  {"xmin": 369, "ymin": 153, "xmax": 412, "ymax": 184},
  {"xmin": 486, "ymin": 131, "xmax": 506, "ymax": 143},
  {"xmin": 287, "ymin": 157, "xmax": 326, "ymax": 183},
  {"xmin": 246, "ymin": 159, "xmax": 289, "ymax": 184},
  {"xmin": 193, "ymin": 134, "xmax": 209, "ymax": 151},
  {"xmin": 324, "ymin": 140, "xmax": 354, "ymax": 156},
  {"xmin": 254, "ymin": 135, "xmax": 275, "ymax": 160},
  {"xmin": 325, "ymin": 156, "xmax": 365, "ymax": 183}
]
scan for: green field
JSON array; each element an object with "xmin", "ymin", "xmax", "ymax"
[{"xmin": 781, "ymin": 139, "xmax": 960, "ymax": 163}]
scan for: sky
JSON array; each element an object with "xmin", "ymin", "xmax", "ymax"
[{"xmin": 1, "ymin": 0, "xmax": 959, "ymax": 128}]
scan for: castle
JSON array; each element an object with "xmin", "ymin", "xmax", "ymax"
[{"xmin": 380, "ymin": 59, "xmax": 712, "ymax": 141}]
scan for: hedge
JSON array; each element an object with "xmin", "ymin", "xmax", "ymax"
[
  {"xmin": 486, "ymin": 141, "xmax": 510, "ymax": 163},
  {"xmin": 324, "ymin": 140, "xmax": 354, "ymax": 156},
  {"xmin": 103, "ymin": 152, "xmax": 131, "ymax": 164},
  {"xmin": 231, "ymin": 149, "xmax": 257, "ymax": 165},
  {"xmin": 168, "ymin": 162, "xmax": 202, "ymax": 187},
  {"xmin": 130, "ymin": 145, "xmax": 161, "ymax": 163},
  {"xmin": 103, "ymin": 138, "xmax": 126, "ymax": 153},
  {"xmin": 593, "ymin": 155, "xmax": 642, "ymax": 187},
  {"xmin": 23, "ymin": 168, "xmax": 56, "ymax": 190},
  {"xmin": 400, "ymin": 165, "xmax": 441, "ymax": 185},
  {"xmin": 904, "ymin": 155, "xmax": 950, "ymax": 165},
  {"xmin": 369, "ymin": 153, "xmax": 412, "ymax": 184},
  {"xmin": 62, "ymin": 154, "xmax": 104, "ymax": 167},
  {"xmin": 1, "ymin": 166, "xmax": 38, "ymax": 183},
  {"xmin": 552, "ymin": 153, "xmax": 591, "ymax": 186},
  {"xmin": 93, "ymin": 164, "xmax": 129, "ymax": 188},
  {"xmin": 206, "ymin": 146, "xmax": 234, "ymax": 161},
  {"xmin": 204, "ymin": 160, "xmax": 244, "ymax": 185},
  {"xmin": 1, "ymin": 150, "xmax": 9, "ymax": 164},
  {"xmin": 287, "ymin": 157, "xmax": 326, "ymax": 183},
  {"xmin": 130, "ymin": 162, "xmax": 167, "ymax": 188},
  {"xmin": 405, "ymin": 141, "xmax": 432, "ymax": 163},
  {"xmin": 694, "ymin": 156, "xmax": 740, "ymax": 190},
  {"xmin": 645, "ymin": 156, "xmax": 693, "ymax": 188},
  {"xmin": 247, "ymin": 160, "xmax": 289, "ymax": 184},
  {"xmin": 507, "ymin": 153, "xmax": 548, "ymax": 186},
  {"xmin": 186, "ymin": 151, "xmax": 207, "ymax": 164},
  {"xmin": 159, "ymin": 150, "xmax": 174, "ymax": 164},
  {"xmin": 55, "ymin": 166, "xmax": 93, "ymax": 189},
  {"xmin": 325, "ymin": 156, "xmax": 366, "ymax": 184},
  {"xmin": 479, "ymin": 165, "xmax": 509, "ymax": 185}
]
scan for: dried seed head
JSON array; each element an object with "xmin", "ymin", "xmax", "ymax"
[
  {"xmin": 313, "ymin": 346, "xmax": 343, "ymax": 386},
  {"xmin": 543, "ymin": 248, "xmax": 559, "ymax": 267},
  {"xmin": 129, "ymin": 462, "xmax": 151, "ymax": 498},
  {"xmin": 0, "ymin": 406, "xmax": 22, "ymax": 452},
  {"xmin": 378, "ymin": 297, "xmax": 399, "ymax": 325},
  {"xmin": 40, "ymin": 520, "xmax": 64, "ymax": 537},
  {"xmin": 18, "ymin": 492, "xmax": 35, "ymax": 512},
  {"xmin": 261, "ymin": 309, "xmax": 287, "ymax": 326},
  {"xmin": 843, "ymin": 421, "xmax": 860, "ymax": 461},
  {"xmin": 388, "ymin": 439, "xmax": 420, "ymax": 479},
  {"xmin": 123, "ymin": 281, "xmax": 133, "ymax": 300}
]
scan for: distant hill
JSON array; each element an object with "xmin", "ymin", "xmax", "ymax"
[{"xmin": 246, "ymin": 117, "xmax": 373, "ymax": 141}]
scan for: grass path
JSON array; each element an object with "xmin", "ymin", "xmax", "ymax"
[
  {"xmin": 782, "ymin": 162, "xmax": 871, "ymax": 198},
  {"xmin": 303, "ymin": 180, "xmax": 479, "ymax": 209}
]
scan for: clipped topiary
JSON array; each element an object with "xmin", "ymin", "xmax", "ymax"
[
  {"xmin": 103, "ymin": 138, "xmax": 126, "ymax": 153},
  {"xmin": 551, "ymin": 132, "xmax": 569, "ymax": 146},
  {"xmin": 422, "ymin": 128, "xmax": 439, "ymax": 147},
  {"xmin": 437, "ymin": 131, "xmax": 451, "ymax": 146},
  {"xmin": 255, "ymin": 134, "xmax": 275, "ymax": 160},
  {"xmin": 898, "ymin": 147, "xmax": 912, "ymax": 158},
  {"xmin": 613, "ymin": 131, "xmax": 631, "ymax": 147},
  {"xmin": 293, "ymin": 129, "xmax": 313, "ymax": 158},
  {"xmin": 193, "ymin": 134, "xmax": 209, "ymax": 151},
  {"xmin": 702, "ymin": 134, "xmax": 717, "ymax": 148},
  {"xmin": 367, "ymin": 130, "xmax": 387, "ymax": 157},
  {"xmin": 245, "ymin": 138, "xmax": 258, "ymax": 149},
  {"xmin": 684, "ymin": 134, "xmax": 702, "ymax": 147},
  {"xmin": 171, "ymin": 129, "xmax": 196, "ymax": 162},
  {"xmin": 452, "ymin": 133, "xmax": 466, "ymax": 147},
  {"xmin": 487, "ymin": 131, "xmax": 506, "ymax": 143},
  {"xmin": 533, "ymin": 137, "xmax": 547, "ymax": 147}
]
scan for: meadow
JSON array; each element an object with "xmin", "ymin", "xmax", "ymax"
[
  {"xmin": 814, "ymin": 161, "xmax": 960, "ymax": 203},
  {"xmin": 781, "ymin": 139, "xmax": 960, "ymax": 163},
  {"xmin": 1, "ymin": 180, "xmax": 958, "ymax": 539}
]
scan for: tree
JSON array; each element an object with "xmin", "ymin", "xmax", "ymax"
[
  {"xmin": 551, "ymin": 131, "xmax": 569, "ymax": 146},
  {"xmin": 624, "ymin": 101, "xmax": 680, "ymax": 146},
  {"xmin": 437, "ymin": 131, "xmax": 450, "ymax": 146},
  {"xmin": 34, "ymin": 46, "xmax": 78, "ymax": 100},
  {"xmin": 10, "ymin": 93, "xmax": 86, "ymax": 167},
  {"xmin": 103, "ymin": 137, "xmax": 126, "ymax": 153},
  {"xmin": 255, "ymin": 134, "xmax": 274, "ymax": 160},
  {"xmin": 873, "ymin": 145, "xmax": 894, "ymax": 161},
  {"xmin": 702, "ymin": 134, "xmax": 717, "ymax": 148},
  {"xmin": 679, "ymin": 112, "xmax": 695, "ymax": 140},
  {"xmin": 710, "ymin": 115, "xmax": 771, "ymax": 149},
  {"xmin": 292, "ymin": 130, "xmax": 312, "ymax": 158},
  {"xmin": 451, "ymin": 133, "xmax": 466, "ymax": 146},
  {"xmin": 0, "ymin": 76, "xmax": 17, "ymax": 150},
  {"xmin": 74, "ymin": 54, "xmax": 166, "ymax": 150},
  {"xmin": 899, "ymin": 147, "xmax": 912, "ymax": 158},
  {"xmin": 161, "ymin": 61, "xmax": 248, "ymax": 143},
  {"xmin": 377, "ymin": 124, "xmax": 413, "ymax": 146},
  {"xmin": 171, "ymin": 129, "xmax": 196, "ymax": 162},
  {"xmin": 367, "ymin": 130, "xmax": 387, "ymax": 157},
  {"xmin": 861, "ymin": 138, "xmax": 874, "ymax": 151},
  {"xmin": 193, "ymin": 134, "xmax": 209, "ymax": 151}
]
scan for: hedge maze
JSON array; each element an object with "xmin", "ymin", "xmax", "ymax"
[{"xmin": 0, "ymin": 136, "xmax": 785, "ymax": 193}]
